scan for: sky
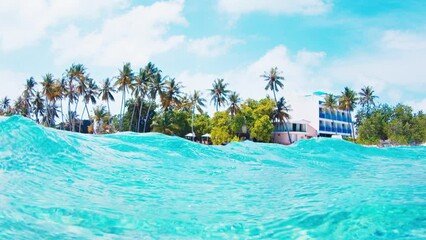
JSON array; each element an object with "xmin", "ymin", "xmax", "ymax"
[{"xmin": 1, "ymin": 0, "xmax": 426, "ymax": 116}]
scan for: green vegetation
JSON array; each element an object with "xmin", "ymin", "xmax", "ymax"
[
  {"xmin": 356, "ymin": 104, "xmax": 426, "ymax": 145},
  {"xmin": 1, "ymin": 61, "xmax": 424, "ymax": 146}
]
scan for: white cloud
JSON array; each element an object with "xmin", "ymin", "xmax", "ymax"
[
  {"xmin": 322, "ymin": 30, "xmax": 426, "ymax": 97},
  {"xmin": 0, "ymin": 0, "xmax": 127, "ymax": 51},
  {"xmin": 51, "ymin": 0, "xmax": 187, "ymax": 67},
  {"xmin": 187, "ymin": 36, "xmax": 242, "ymax": 57},
  {"xmin": 178, "ymin": 45, "xmax": 327, "ymax": 114},
  {"xmin": 381, "ymin": 30, "xmax": 426, "ymax": 51},
  {"xmin": 0, "ymin": 70, "xmax": 29, "ymax": 100},
  {"xmin": 178, "ymin": 29, "xmax": 426, "ymax": 114},
  {"xmin": 406, "ymin": 98, "xmax": 426, "ymax": 113},
  {"xmin": 217, "ymin": 0, "xmax": 332, "ymax": 16}
]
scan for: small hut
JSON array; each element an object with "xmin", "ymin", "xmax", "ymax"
[
  {"xmin": 201, "ymin": 133, "xmax": 211, "ymax": 145},
  {"xmin": 185, "ymin": 132, "xmax": 196, "ymax": 141}
]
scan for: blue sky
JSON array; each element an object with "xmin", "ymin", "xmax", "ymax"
[{"xmin": 1, "ymin": 0, "xmax": 425, "ymax": 115}]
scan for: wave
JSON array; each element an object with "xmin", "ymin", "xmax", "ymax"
[{"xmin": 0, "ymin": 116, "xmax": 425, "ymax": 238}]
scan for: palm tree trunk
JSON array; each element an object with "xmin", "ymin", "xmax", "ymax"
[
  {"xmin": 349, "ymin": 111, "xmax": 356, "ymax": 143},
  {"xmin": 86, "ymin": 104, "xmax": 91, "ymax": 133},
  {"xmin": 68, "ymin": 98, "xmax": 72, "ymax": 131},
  {"xmin": 272, "ymin": 89, "xmax": 277, "ymax": 105},
  {"xmin": 143, "ymin": 100, "xmax": 153, "ymax": 133},
  {"xmin": 273, "ymin": 89, "xmax": 291, "ymax": 143},
  {"xmin": 86, "ymin": 103, "xmax": 91, "ymax": 120},
  {"xmin": 106, "ymin": 98, "xmax": 112, "ymax": 125},
  {"xmin": 107, "ymin": 99, "xmax": 111, "ymax": 116},
  {"xmin": 45, "ymin": 96, "xmax": 50, "ymax": 127},
  {"xmin": 79, "ymin": 102, "xmax": 86, "ymax": 132},
  {"xmin": 73, "ymin": 99, "xmax": 79, "ymax": 132},
  {"xmin": 137, "ymin": 98, "xmax": 144, "ymax": 132},
  {"xmin": 60, "ymin": 99, "xmax": 64, "ymax": 130},
  {"xmin": 284, "ymin": 119, "xmax": 292, "ymax": 144},
  {"xmin": 129, "ymin": 98, "xmax": 137, "ymax": 131},
  {"xmin": 192, "ymin": 106, "xmax": 195, "ymax": 141},
  {"xmin": 119, "ymin": 91, "xmax": 126, "ymax": 131}
]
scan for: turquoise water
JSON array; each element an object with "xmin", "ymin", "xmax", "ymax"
[{"xmin": 0, "ymin": 116, "xmax": 425, "ymax": 239}]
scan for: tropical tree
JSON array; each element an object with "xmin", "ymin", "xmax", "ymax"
[
  {"xmin": 189, "ymin": 90, "xmax": 206, "ymax": 140},
  {"xmin": 339, "ymin": 87, "xmax": 358, "ymax": 142},
  {"xmin": 100, "ymin": 78, "xmax": 115, "ymax": 115},
  {"xmin": 322, "ymin": 94, "xmax": 338, "ymax": 134},
  {"xmin": 262, "ymin": 67, "xmax": 291, "ymax": 143},
  {"xmin": 115, "ymin": 62, "xmax": 134, "ymax": 131},
  {"xmin": 56, "ymin": 78, "xmax": 67, "ymax": 128},
  {"xmin": 13, "ymin": 96, "xmax": 26, "ymax": 115},
  {"xmin": 1, "ymin": 97, "xmax": 11, "ymax": 114},
  {"xmin": 23, "ymin": 77, "xmax": 37, "ymax": 118},
  {"xmin": 151, "ymin": 111, "xmax": 179, "ymax": 135},
  {"xmin": 262, "ymin": 67, "xmax": 284, "ymax": 104},
  {"xmin": 66, "ymin": 64, "xmax": 86, "ymax": 131},
  {"xmin": 227, "ymin": 91, "xmax": 241, "ymax": 120},
  {"xmin": 79, "ymin": 77, "xmax": 98, "ymax": 132},
  {"xmin": 359, "ymin": 86, "xmax": 378, "ymax": 115},
  {"xmin": 32, "ymin": 91, "xmax": 45, "ymax": 123},
  {"xmin": 41, "ymin": 73, "xmax": 57, "ymax": 127},
  {"xmin": 161, "ymin": 77, "xmax": 182, "ymax": 111},
  {"xmin": 210, "ymin": 111, "xmax": 232, "ymax": 145},
  {"xmin": 143, "ymin": 64, "xmax": 162, "ymax": 132},
  {"xmin": 251, "ymin": 115, "xmax": 274, "ymax": 143},
  {"xmin": 130, "ymin": 68, "xmax": 148, "ymax": 131},
  {"xmin": 273, "ymin": 97, "xmax": 292, "ymax": 142},
  {"xmin": 210, "ymin": 78, "xmax": 230, "ymax": 112},
  {"xmin": 92, "ymin": 105, "xmax": 110, "ymax": 134}
]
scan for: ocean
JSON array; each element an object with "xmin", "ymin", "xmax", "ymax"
[{"xmin": 0, "ymin": 116, "xmax": 425, "ymax": 239}]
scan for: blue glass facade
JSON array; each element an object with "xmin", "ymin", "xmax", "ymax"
[{"xmin": 318, "ymin": 101, "xmax": 353, "ymax": 135}]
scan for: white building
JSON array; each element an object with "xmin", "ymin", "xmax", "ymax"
[{"xmin": 286, "ymin": 91, "xmax": 353, "ymax": 138}]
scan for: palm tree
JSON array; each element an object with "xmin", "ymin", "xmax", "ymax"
[
  {"xmin": 322, "ymin": 94, "xmax": 338, "ymax": 134},
  {"xmin": 210, "ymin": 78, "xmax": 230, "ymax": 112},
  {"xmin": 273, "ymin": 97, "xmax": 292, "ymax": 142},
  {"xmin": 189, "ymin": 90, "xmax": 206, "ymax": 140},
  {"xmin": 32, "ymin": 91, "xmax": 45, "ymax": 123},
  {"xmin": 262, "ymin": 67, "xmax": 291, "ymax": 143},
  {"xmin": 92, "ymin": 105, "xmax": 109, "ymax": 134},
  {"xmin": 115, "ymin": 62, "xmax": 134, "ymax": 131},
  {"xmin": 13, "ymin": 96, "xmax": 25, "ymax": 115},
  {"xmin": 227, "ymin": 91, "xmax": 241, "ymax": 120},
  {"xmin": 339, "ymin": 87, "xmax": 358, "ymax": 142},
  {"xmin": 23, "ymin": 77, "xmax": 37, "ymax": 118},
  {"xmin": 1, "ymin": 97, "xmax": 11, "ymax": 114},
  {"xmin": 100, "ymin": 78, "xmax": 115, "ymax": 115},
  {"xmin": 56, "ymin": 78, "xmax": 67, "ymax": 129},
  {"xmin": 262, "ymin": 67, "xmax": 284, "ymax": 104},
  {"xmin": 190, "ymin": 90, "xmax": 206, "ymax": 114},
  {"xmin": 143, "ymin": 70, "xmax": 163, "ymax": 132},
  {"xmin": 359, "ymin": 86, "xmax": 378, "ymax": 115},
  {"xmin": 130, "ymin": 68, "xmax": 148, "ymax": 131},
  {"xmin": 161, "ymin": 77, "xmax": 182, "ymax": 111},
  {"xmin": 151, "ymin": 112, "xmax": 178, "ymax": 135},
  {"xmin": 80, "ymin": 77, "xmax": 99, "ymax": 132},
  {"xmin": 44, "ymin": 103, "xmax": 59, "ymax": 127},
  {"xmin": 66, "ymin": 64, "xmax": 86, "ymax": 131},
  {"xmin": 41, "ymin": 73, "xmax": 57, "ymax": 127}
]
